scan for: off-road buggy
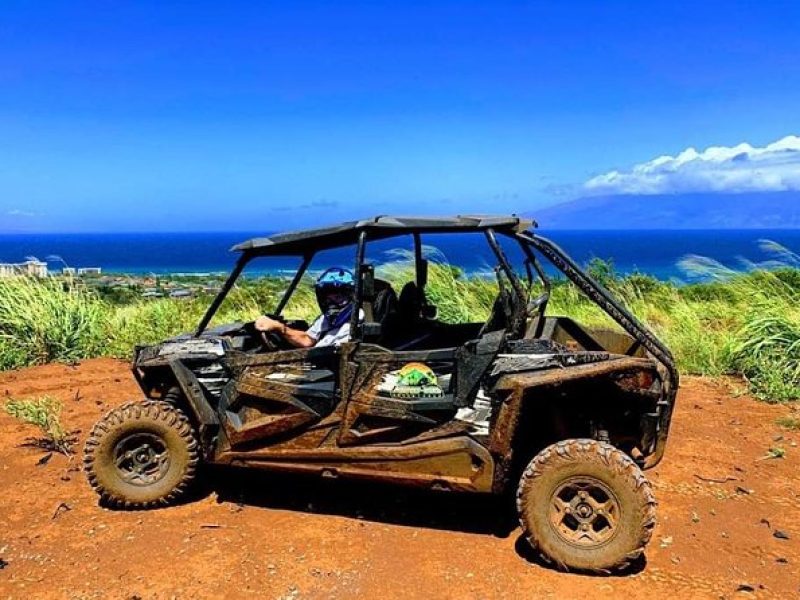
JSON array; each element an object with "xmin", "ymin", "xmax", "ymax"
[{"xmin": 84, "ymin": 216, "xmax": 678, "ymax": 573}]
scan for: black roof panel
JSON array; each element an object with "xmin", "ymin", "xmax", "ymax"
[{"xmin": 232, "ymin": 215, "xmax": 535, "ymax": 255}]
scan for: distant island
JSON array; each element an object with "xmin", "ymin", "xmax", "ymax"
[{"xmin": 533, "ymin": 191, "xmax": 800, "ymax": 229}]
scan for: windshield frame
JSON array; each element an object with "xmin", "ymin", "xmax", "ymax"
[{"xmin": 194, "ymin": 251, "xmax": 315, "ymax": 336}]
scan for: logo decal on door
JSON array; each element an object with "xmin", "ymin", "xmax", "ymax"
[{"xmin": 378, "ymin": 362, "xmax": 444, "ymax": 399}]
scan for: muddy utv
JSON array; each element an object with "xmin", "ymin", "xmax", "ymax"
[{"xmin": 84, "ymin": 215, "xmax": 678, "ymax": 573}]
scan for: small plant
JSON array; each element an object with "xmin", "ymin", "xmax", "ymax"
[
  {"xmin": 758, "ymin": 446, "xmax": 786, "ymax": 461},
  {"xmin": 776, "ymin": 416, "xmax": 800, "ymax": 430},
  {"xmin": 4, "ymin": 396, "xmax": 74, "ymax": 455}
]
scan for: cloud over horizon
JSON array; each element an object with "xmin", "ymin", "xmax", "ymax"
[
  {"xmin": 583, "ymin": 135, "xmax": 800, "ymax": 195},
  {"xmin": 7, "ymin": 208, "xmax": 38, "ymax": 217}
]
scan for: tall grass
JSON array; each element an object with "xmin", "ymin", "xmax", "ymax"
[
  {"xmin": 730, "ymin": 306, "xmax": 800, "ymax": 402},
  {"xmin": 377, "ymin": 248, "xmax": 498, "ymax": 323},
  {"xmin": 0, "ymin": 247, "xmax": 798, "ymax": 402},
  {"xmin": 106, "ymin": 298, "xmax": 207, "ymax": 355},
  {"xmin": 0, "ymin": 277, "xmax": 107, "ymax": 369}
]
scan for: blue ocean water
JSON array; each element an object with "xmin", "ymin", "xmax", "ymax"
[{"xmin": 1, "ymin": 229, "xmax": 799, "ymax": 281}]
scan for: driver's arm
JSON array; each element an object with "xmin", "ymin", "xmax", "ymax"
[{"xmin": 254, "ymin": 316, "xmax": 316, "ymax": 348}]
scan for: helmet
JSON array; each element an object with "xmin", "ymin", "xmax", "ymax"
[{"xmin": 315, "ymin": 267, "xmax": 355, "ymax": 323}]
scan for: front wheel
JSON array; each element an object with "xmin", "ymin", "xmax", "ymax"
[
  {"xmin": 84, "ymin": 401, "xmax": 199, "ymax": 509},
  {"xmin": 516, "ymin": 439, "xmax": 656, "ymax": 573}
]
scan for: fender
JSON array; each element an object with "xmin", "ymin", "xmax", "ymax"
[{"xmin": 168, "ymin": 359, "xmax": 220, "ymax": 453}]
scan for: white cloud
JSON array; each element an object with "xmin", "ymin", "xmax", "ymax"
[
  {"xmin": 584, "ymin": 135, "xmax": 800, "ymax": 195},
  {"xmin": 7, "ymin": 209, "xmax": 38, "ymax": 217}
]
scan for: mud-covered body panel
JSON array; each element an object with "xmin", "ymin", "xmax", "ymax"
[
  {"xmin": 128, "ymin": 323, "xmax": 663, "ymax": 495},
  {"xmin": 487, "ymin": 352, "xmax": 661, "ymax": 492}
]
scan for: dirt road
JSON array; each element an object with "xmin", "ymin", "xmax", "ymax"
[{"xmin": 1, "ymin": 358, "xmax": 798, "ymax": 599}]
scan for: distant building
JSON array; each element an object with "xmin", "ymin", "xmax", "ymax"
[
  {"xmin": 169, "ymin": 289, "xmax": 193, "ymax": 299},
  {"xmin": 0, "ymin": 259, "xmax": 48, "ymax": 278},
  {"xmin": 77, "ymin": 267, "xmax": 102, "ymax": 276},
  {"xmin": 62, "ymin": 267, "xmax": 76, "ymax": 276}
]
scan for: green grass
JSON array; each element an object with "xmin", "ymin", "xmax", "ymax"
[
  {"xmin": 4, "ymin": 396, "xmax": 73, "ymax": 455},
  {"xmin": 0, "ymin": 277, "xmax": 107, "ymax": 369},
  {"xmin": 376, "ymin": 248, "xmax": 499, "ymax": 324},
  {"xmin": 1, "ymin": 246, "xmax": 798, "ymax": 403},
  {"xmin": 730, "ymin": 307, "xmax": 800, "ymax": 402}
]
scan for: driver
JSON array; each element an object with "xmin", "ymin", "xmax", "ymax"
[{"xmin": 254, "ymin": 267, "xmax": 361, "ymax": 348}]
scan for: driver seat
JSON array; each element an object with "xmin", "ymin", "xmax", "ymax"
[{"xmin": 362, "ymin": 279, "xmax": 398, "ymax": 345}]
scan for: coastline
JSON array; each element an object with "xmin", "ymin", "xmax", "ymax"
[{"xmin": 2, "ymin": 229, "xmax": 799, "ymax": 281}]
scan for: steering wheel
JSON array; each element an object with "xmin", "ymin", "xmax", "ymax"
[
  {"xmin": 243, "ymin": 315, "xmax": 287, "ymax": 352},
  {"xmin": 259, "ymin": 330, "xmax": 283, "ymax": 351}
]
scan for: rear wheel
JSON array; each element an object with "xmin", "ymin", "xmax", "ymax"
[
  {"xmin": 516, "ymin": 439, "xmax": 655, "ymax": 573},
  {"xmin": 84, "ymin": 401, "xmax": 199, "ymax": 509}
]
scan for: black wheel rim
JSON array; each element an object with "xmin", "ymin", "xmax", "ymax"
[
  {"xmin": 548, "ymin": 476, "xmax": 621, "ymax": 547},
  {"xmin": 113, "ymin": 432, "xmax": 171, "ymax": 486}
]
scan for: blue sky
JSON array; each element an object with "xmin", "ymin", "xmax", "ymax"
[{"xmin": 2, "ymin": 1, "xmax": 799, "ymax": 232}]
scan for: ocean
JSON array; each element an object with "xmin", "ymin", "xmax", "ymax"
[{"xmin": 2, "ymin": 229, "xmax": 799, "ymax": 281}]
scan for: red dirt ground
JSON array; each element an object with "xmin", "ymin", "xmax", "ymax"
[{"xmin": 1, "ymin": 358, "xmax": 799, "ymax": 599}]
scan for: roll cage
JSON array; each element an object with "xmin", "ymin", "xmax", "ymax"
[
  {"xmin": 195, "ymin": 228, "xmax": 532, "ymax": 339},
  {"xmin": 194, "ymin": 215, "xmax": 678, "ymax": 432}
]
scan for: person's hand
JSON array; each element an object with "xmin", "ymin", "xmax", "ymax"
[{"xmin": 254, "ymin": 315, "xmax": 283, "ymax": 333}]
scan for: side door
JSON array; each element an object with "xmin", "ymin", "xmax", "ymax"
[
  {"xmin": 219, "ymin": 345, "xmax": 341, "ymax": 448},
  {"xmin": 336, "ymin": 343, "xmax": 460, "ymax": 445},
  {"xmin": 335, "ymin": 331, "xmax": 504, "ymax": 446},
  {"xmin": 334, "ymin": 257, "xmax": 507, "ymax": 447}
]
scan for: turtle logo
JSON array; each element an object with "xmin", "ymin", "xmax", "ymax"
[{"xmin": 389, "ymin": 362, "xmax": 444, "ymax": 399}]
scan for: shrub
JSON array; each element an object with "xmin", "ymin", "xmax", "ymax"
[{"xmin": 585, "ymin": 257, "xmax": 617, "ymax": 287}]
